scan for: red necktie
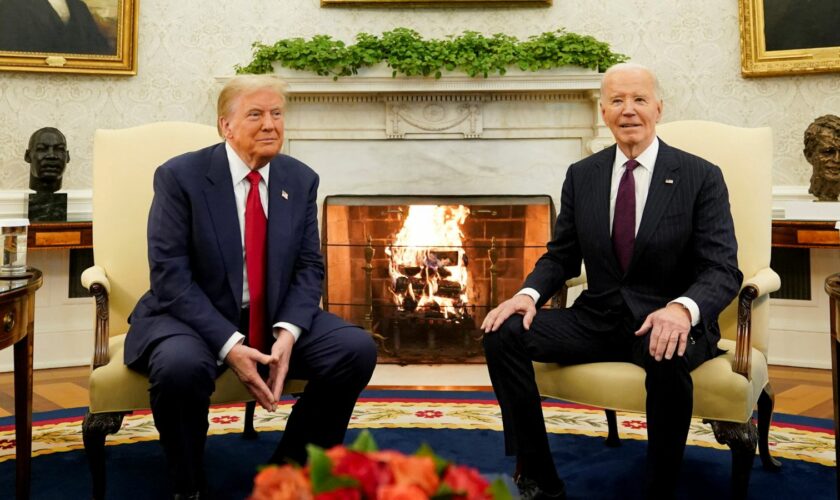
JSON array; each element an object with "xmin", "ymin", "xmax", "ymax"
[
  {"xmin": 612, "ymin": 159, "xmax": 639, "ymax": 273},
  {"xmin": 245, "ymin": 170, "xmax": 267, "ymax": 351}
]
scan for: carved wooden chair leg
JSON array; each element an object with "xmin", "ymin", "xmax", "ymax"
[
  {"xmin": 82, "ymin": 411, "xmax": 126, "ymax": 500},
  {"xmin": 757, "ymin": 384, "xmax": 782, "ymax": 471},
  {"xmin": 710, "ymin": 420, "xmax": 757, "ymax": 500},
  {"xmin": 243, "ymin": 401, "xmax": 258, "ymax": 440},
  {"xmin": 604, "ymin": 409, "xmax": 621, "ymax": 447}
]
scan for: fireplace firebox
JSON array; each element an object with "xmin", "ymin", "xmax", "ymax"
[{"xmin": 322, "ymin": 195, "xmax": 554, "ymax": 364}]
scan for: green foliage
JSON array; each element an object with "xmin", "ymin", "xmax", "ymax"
[
  {"xmin": 235, "ymin": 28, "xmax": 628, "ymax": 79},
  {"xmin": 414, "ymin": 441, "xmax": 449, "ymax": 476},
  {"xmin": 348, "ymin": 429, "xmax": 379, "ymax": 453}
]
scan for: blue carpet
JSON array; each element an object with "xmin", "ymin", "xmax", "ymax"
[{"xmin": 0, "ymin": 391, "xmax": 835, "ymax": 499}]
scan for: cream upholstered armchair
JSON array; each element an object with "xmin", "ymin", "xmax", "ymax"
[
  {"xmin": 534, "ymin": 121, "xmax": 780, "ymax": 499},
  {"xmin": 80, "ymin": 122, "xmax": 306, "ymax": 499}
]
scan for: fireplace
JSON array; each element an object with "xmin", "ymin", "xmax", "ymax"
[
  {"xmin": 249, "ymin": 67, "xmax": 607, "ymax": 362},
  {"xmin": 322, "ymin": 195, "xmax": 553, "ymax": 363}
]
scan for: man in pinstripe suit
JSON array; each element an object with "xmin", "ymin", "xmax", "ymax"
[{"xmin": 481, "ymin": 63, "xmax": 742, "ymax": 500}]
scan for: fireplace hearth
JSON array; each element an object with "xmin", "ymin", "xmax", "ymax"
[{"xmin": 322, "ymin": 195, "xmax": 553, "ymax": 364}]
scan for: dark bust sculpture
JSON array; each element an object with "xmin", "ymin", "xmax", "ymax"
[
  {"xmin": 27, "ymin": 127, "xmax": 69, "ymax": 194},
  {"xmin": 804, "ymin": 115, "xmax": 840, "ymax": 202},
  {"xmin": 26, "ymin": 127, "xmax": 69, "ymax": 221}
]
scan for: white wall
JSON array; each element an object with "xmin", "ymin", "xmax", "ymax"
[
  {"xmin": 0, "ymin": 0, "xmax": 836, "ymax": 370},
  {"xmin": 0, "ymin": 0, "xmax": 837, "ymax": 189}
]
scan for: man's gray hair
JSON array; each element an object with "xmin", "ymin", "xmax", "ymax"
[
  {"xmin": 600, "ymin": 62, "xmax": 662, "ymax": 101},
  {"xmin": 217, "ymin": 75, "xmax": 289, "ymax": 136}
]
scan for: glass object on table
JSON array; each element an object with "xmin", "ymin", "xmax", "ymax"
[{"xmin": 0, "ymin": 218, "xmax": 29, "ymax": 277}]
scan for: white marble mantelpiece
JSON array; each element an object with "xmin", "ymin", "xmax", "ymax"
[
  {"xmin": 217, "ymin": 67, "xmax": 615, "ymax": 204},
  {"xmin": 272, "ymin": 64, "xmax": 605, "ymax": 95}
]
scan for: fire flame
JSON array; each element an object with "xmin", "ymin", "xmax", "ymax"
[{"xmin": 385, "ymin": 205, "xmax": 470, "ymax": 318}]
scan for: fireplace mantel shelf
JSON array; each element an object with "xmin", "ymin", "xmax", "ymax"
[{"xmin": 218, "ymin": 67, "xmax": 603, "ymax": 95}]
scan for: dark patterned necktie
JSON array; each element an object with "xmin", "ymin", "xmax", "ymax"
[
  {"xmin": 612, "ymin": 159, "xmax": 639, "ymax": 273},
  {"xmin": 245, "ymin": 170, "xmax": 267, "ymax": 351}
]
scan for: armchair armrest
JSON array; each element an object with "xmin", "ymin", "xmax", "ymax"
[
  {"xmin": 742, "ymin": 267, "xmax": 781, "ymax": 297},
  {"xmin": 82, "ymin": 265, "xmax": 112, "ymax": 369},
  {"xmin": 565, "ymin": 268, "xmax": 588, "ymax": 288},
  {"xmin": 554, "ymin": 268, "xmax": 587, "ymax": 308},
  {"xmin": 733, "ymin": 267, "xmax": 780, "ymax": 379},
  {"xmin": 81, "ymin": 265, "xmax": 111, "ymax": 294}
]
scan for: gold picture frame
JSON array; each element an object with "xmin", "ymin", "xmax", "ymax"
[
  {"xmin": 322, "ymin": 0, "xmax": 551, "ymax": 6},
  {"xmin": 740, "ymin": 0, "xmax": 840, "ymax": 77},
  {"xmin": 0, "ymin": 0, "xmax": 138, "ymax": 76}
]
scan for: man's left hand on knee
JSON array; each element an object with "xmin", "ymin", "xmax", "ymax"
[{"xmin": 635, "ymin": 303, "xmax": 691, "ymax": 361}]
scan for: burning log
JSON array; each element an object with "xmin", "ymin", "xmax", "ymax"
[
  {"xmin": 398, "ymin": 265, "xmax": 421, "ymax": 277},
  {"xmin": 436, "ymin": 280, "xmax": 464, "ymax": 299},
  {"xmin": 394, "ymin": 276, "xmax": 409, "ymax": 294},
  {"xmin": 427, "ymin": 250, "xmax": 459, "ymax": 267}
]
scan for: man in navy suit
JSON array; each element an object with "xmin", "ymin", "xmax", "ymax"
[
  {"xmin": 482, "ymin": 63, "xmax": 742, "ymax": 500},
  {"xmin": 125, "ymin": 75, "xmax": 377, "ymax": 499}
]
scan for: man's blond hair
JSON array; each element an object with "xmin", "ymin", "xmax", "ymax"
[{"xmin": 217, "ymin": 75, "xmax": 289, "ymax": 136}]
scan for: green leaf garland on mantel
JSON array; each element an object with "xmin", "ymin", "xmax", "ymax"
[{"xmin": 236, "ymin": 28, "xmax": 628, "ymax": 79}]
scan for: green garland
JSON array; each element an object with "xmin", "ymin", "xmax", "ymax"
[{"xmin": 235, "ymin": 28, "xmax": 627, "ymax": 79}]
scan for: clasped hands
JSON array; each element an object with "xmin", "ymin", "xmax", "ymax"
[
  {"xmin": 225, "ymin": 329, "xmax": 295, "ymax": 412},
  {"xmin": 481, "ymin": 295, "xmax": 692, "ymax": 362}
]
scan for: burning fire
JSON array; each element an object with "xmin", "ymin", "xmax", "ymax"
[{"xmin": 385, "ymin": 205, "xmax": 470, "ymax": 318}]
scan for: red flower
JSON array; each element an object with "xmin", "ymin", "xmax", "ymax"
[
  {"xmin": 249, "ymin": 431, "xmax": 507, "ymax": 500},
  {"xmin": 389, "ymin": 455, "xmax": 439, "ymax": 495},
  {"xmin": 0, "ymin": 439, "xmax": 16, "ymax": 450},
  {"xmin": 442, "ymin": 465, "xmax": 491, "ymax": 499},
  {"xmin": 621, "ymin": 420, "xmax": 647, "ymax": 429},
  {"xmin": 315, "ymin": 488, "xmax": 361, "ymax": 500},
  {"xmin": 211, "ymin": 415, "xmax": 241, "ymax": 424},
  {"xmin": 414, "ymin": 410, "xmax": 443, "ymax": 419},
  {"xmin": 328, "ymin": 449, "xmax": 388, "ymax": 499},
  {"xmin": 378, "ymin": 484, "xmax": 428, "ymax": 500},
  {"xmin": 250, "ymin": 465, "xmax": 312, "ymax": 500}
]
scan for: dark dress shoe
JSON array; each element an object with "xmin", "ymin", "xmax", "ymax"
[{"xmin": 515, "ymin": 475, "xmax": 567, "ymax": 500}]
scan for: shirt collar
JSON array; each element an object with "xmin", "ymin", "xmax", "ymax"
[
  {"xmin": 613, "ymin": 136, "xmax": 659, "ymax": 173},
  {"xmin": 225, "ymin": 142, "xmax": 269, "ymax": 184}
]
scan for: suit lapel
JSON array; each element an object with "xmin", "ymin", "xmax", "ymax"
[
  {"xmin": 204, "ymin": 144, "xmax": 244, "ymax": 307},
  {"xmin": 588, "ymin": 146, "xmax": 624, "ymax": 278},
  {"xmin": 266, "ymin": 157, "xmax": 292, "ymax": 320},
  {"xmin": 591, "ymin": 148, "xmax": 623, "ymax": 277},
  {"xmin": 630, "ymin": 140, "xmax": 680, "ymax": 270}
]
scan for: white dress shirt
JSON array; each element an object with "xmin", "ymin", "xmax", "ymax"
[
  {"xmin": 217, "ymin": 143, "xmax": 302, "ymax": 363},
  {"xmin": 518, "ymin": 137, "xmax": 700, "ymax": 326}
]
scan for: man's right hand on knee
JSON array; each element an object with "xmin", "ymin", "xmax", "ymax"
[
  {"xmin": 225, "ymin": 343, "xmax": 277, "ymax": 411},
  {"xmin": 482, "ymin": 294, "xmax": 537, "ymax": 333}
]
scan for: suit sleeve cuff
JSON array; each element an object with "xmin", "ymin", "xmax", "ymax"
[
  {"xmin": 517, "ymin": 288, "xmax": 541, "ymax": 304},
  {"xmin": 274, "ymin": 322, "xmax": 301, "ymax": 343},
  {"xmin": 669, "ymin": 297, "xmax": 700, "ymax": 327},
  {"xmin": 218, "ymin": 332, "xmax": 245, "ymax": 365}
]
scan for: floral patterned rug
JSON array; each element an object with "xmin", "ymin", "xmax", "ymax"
[{"xmin": 0, "ymin": 391, "xmax": 834, "ymax": 467}]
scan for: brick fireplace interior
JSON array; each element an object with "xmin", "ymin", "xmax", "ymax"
[{"xmin": 323, "ymin": 195, "xmax": 553, "ymax": 364}]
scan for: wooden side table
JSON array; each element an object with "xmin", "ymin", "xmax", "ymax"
[
  {"xmin": 772, "ymin": 220, "xmax": 840, "ymax": 248},
  {"xmin": 825, "ymin": 273, "xmax": 840, "ymax": 499},
  {"xmin": 0, "ymin": 269, "xmax": 43, "ymax": 500},
  {"xmin": 27, "ymin": 221, "xmax": 92, "ymax": 250}
]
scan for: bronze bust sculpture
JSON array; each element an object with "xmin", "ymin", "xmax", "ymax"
[
  {"xmin": 26, "ymin": 127, "xmax": 69, "ymax": 194},
  {"xmin": 804, "ymin": 115, "xmax": 840, "ymax": 202},
  {"xmin": 26, "ymin": 127, "xmax": 69, "ymax": 221}
]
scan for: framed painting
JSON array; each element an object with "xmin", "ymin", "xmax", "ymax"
[
  {"xmin": 322, "ymin": 0, "xmax": 551, "ymax": 6},
  {"xmin": 740, "ymin": 0, "xmax": 840, "ymax": 77},
  {"xmin": 0, "ymin": 0, "xmax": 138, "ymax": 75}
]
